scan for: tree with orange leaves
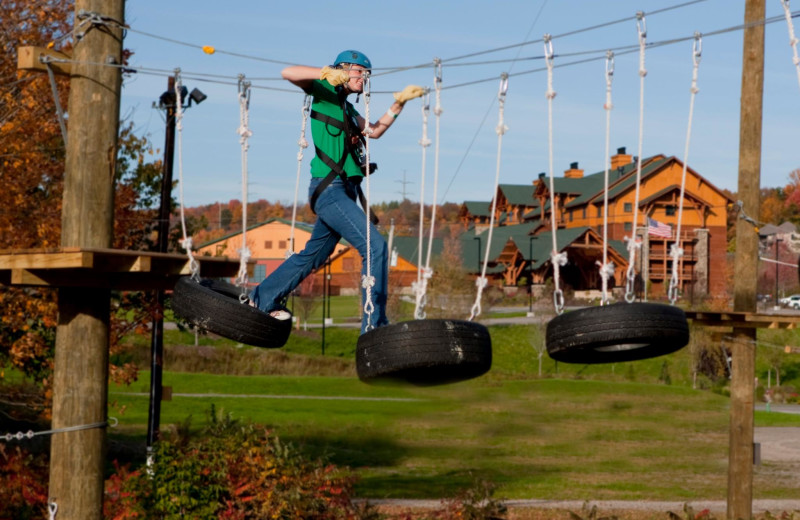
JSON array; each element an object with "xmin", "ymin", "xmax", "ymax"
[{"xmin": 0, "ymin": 1, "xmax": 163, "ymax": 399}]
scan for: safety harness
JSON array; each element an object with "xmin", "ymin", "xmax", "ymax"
[{"xmin": 308, "ymin": 88, "xmax": 378, "ymax": 225}]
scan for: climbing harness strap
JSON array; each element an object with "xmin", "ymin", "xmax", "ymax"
[{"xmin": 308, "ymin": 102, "xmax": 378, "ymax": 224}]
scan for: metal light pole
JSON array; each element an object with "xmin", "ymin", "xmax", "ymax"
[
  {"xmin": 473, "ymin": 235, "xmax": 482, "ymax": 274},
  {"xmin": 528, "ymin": 235, "xmax": 538, "ymax": 314},
  {"xmin": 774, "ymin": 237, "xmax": 782, "ymax": 308},
  {"xmin": 147, "ymin": 77, "xmax": 205, "ymax": 452}
]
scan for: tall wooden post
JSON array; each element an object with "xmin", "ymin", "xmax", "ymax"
[
  {"xmin": 729, "ymin": 1, "xmax": 764, "ymax": 519},
  {"xmin": 48, "ymin": 1, "xmax": 124, "ymax": 519}
]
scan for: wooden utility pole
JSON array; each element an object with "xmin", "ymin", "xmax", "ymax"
[
  {"xmin": 48, "ymin": 1, "xmax": 124, "ymax": 519},
  {"xmin": 729, "ymin": 0, "xmax": 764, "ymax": 519}
]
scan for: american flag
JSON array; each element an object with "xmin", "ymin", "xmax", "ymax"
[{"xmin": 648, "ymin": 217, "xmax": 672, "ymax": 238}]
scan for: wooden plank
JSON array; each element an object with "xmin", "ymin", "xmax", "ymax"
[
  {"xmin": 17, "ymin": 45, "xmax": 72, "ymax": 75},
  {"xmin": 0, "ymin": 250, "xmax": 93, "ymax": 269}
]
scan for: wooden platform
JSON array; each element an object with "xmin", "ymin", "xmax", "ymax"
[
  {"xmin": 685, "ymin": 310, "xmax": 800, "ymax": 329},
  {"xmin": 0, "ymin": 247, "xmax": 247, "ymax": 290}
]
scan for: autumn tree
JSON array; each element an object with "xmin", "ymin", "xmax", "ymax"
[{"xmin": 0, "ymin": 1, "xmax": 165, "ymax": 399}]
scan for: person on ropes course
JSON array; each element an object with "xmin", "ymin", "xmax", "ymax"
[{"xmin": 249, "ymin": 49, "xmax": 424, "ymax": 334}]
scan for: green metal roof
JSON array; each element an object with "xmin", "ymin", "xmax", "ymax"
[
  {"xmin": 498, "ymin": 184, "xmax": 537, "ymax": 206},
  {"xmin": 462, "ymin": 200, "xmax": 492, "ymax": 217}
]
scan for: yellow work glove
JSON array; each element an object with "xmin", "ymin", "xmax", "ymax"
[
  {"xmin": 320, "ymin": 66, "xmax": 350, "ymax": 87},
  {"xmin": 393, "ymin": 85, "xmax": 426, "ymax": 106}
]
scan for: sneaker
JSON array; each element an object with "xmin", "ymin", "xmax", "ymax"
[{"xmin": 269, "ymin": 310, "xmax": 291, "ymax": 321}]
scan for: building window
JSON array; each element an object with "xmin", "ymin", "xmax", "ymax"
[
  {"xmin": 278, "ymin": 240, "xmax": 287, "ymax": 249},
  {"xmin": 582, "ymin": 207, "xmax": 587, "ymax": 219},
  {"xmin": 569, "ymin": 210, "xmax": 573, "ymax": 222},
  {"xmin": 253, "ymin": 263, "xmax": 267, "ymax": 283},
  {"xmin": 624, "ymin": 202, "xmax": 632, "ymax": 213},
  {"xmin": 666, "ymin": 205, "xmax": 677, "ymax": 216},
  {"xmin": 264, "ymin": 240, "xmax": 273, "ymax": 249},
  {"xmin": 624, "ymin": 222, "xmax": 632, "ymax": 231},
  {"xmin": 596, "ymin": 205, "xmax": 601, "ymax": 218}
]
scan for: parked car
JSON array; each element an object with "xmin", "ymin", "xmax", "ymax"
[{"xmin": 779, "ymin": 294, "xmax": 800, "ymax": 309}]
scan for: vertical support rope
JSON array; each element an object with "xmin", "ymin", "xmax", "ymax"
[
  {"xmin": 174, "ymin": 69, "xmax": 200, "ymax": 281},
  {"xmin": 361, "ymin": 73, "xmax": 376, "ymax": 330},
  {"xmin": 425, "ymin": 59, "xmax": 444, "ymax": 275},
  {"xmin": 668, "ymin": 33, "xmax": 702, "ymax": 305},
  {"xmin": 413, "ymin": 89, "xmax": 432, "ymax": 320},
  {"xmin": 235, "ymin": 75, "xmax": 252, "ymax": 299},
  {"xmin": 625, "ymin": 12, "xmax": 648, "ymax": 303},
  {"xmin": 780, "ymin": 0, "xmax": 800, "ymax": 92},
  {"xmin": 288, "ymin": 95, "xmax": 312, "ymax": 259},
  {"xmin": 598, "ymin": 51, "xmax": 615, "ymax": 306},
  {"xmin": 544, "ymin": 35, "xmax": 566, "ymax": 314},
  {"xmin": 469, "ymin": 73, "xmax": 509, "ymax": 321}
]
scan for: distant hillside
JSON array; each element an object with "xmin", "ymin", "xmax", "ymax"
[{"xmin": 182, "ymin": 198, "xmax": 465, "ymax": 245}]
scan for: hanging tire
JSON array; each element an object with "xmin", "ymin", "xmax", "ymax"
[
  {"xmin": 356, "ymin": 319, "xmax": 492, "ymax": 386},
  {"xmin": 171, "ymin": 277, "xmax": 291, "ymax": 349},
  {"xmin": 546, "ymin": 302, "xmax": 689, "ymax": 364}
]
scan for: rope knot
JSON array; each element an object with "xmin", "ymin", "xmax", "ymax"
[
  {"xmin": 180, "ymin": 236, "xmax": 193, "ymax": 252},
  {"xmin": 361, "ymin": 275, "xmax": 375, "ymax": 289},
  {"xmin": 551, "ymin": 251, "xmax": 568, "ymax": 267},
  {"xmin": 495, "ymin": 123, "xmax": 509, "ymax": 136},
  {"xmin": 596, "ymin": 261, "xmax": 615, "ymax": 279},
  {"xmin": 670, "ymin": 244, "xmax": 684, "ymax": 259},
  {"xmin": 546, "ymin": 89, "xmax": 557, "ymax": 100},
  {"xmin": 421, "ymin": 266, "xmax": 433, "ymax": 279},
  {"xmin": 624, "ymin": 235, "xmax": 642, "ymax": 251},
  {"xmin": 298, "ymin": 136, "xmax": 308, "ymax": 148},
  {"xmin": 419, "ymin": 137, "xmax": 432, "ymax": 147},
  {"xmin": 475, "ymin": 276, "xmax": 488, "ymax": 289}
]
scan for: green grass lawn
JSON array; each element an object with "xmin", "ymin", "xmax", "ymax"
[{"xmin": 109, "ymin": 370, "xmax": 800, "ymax": 501}]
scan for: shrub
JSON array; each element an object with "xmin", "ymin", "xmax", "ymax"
[
  {"xmin": 104, "ymin": 406, "xmax": 364, "ymax": 519},
  {"xmin": 0, "ymin": 445, "xmax": 49, "ymax": 520}
]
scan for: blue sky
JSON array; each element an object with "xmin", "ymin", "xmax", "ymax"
[{"xmin": 119, "ymin": 1, "xmax": 800, "ymax": 209}]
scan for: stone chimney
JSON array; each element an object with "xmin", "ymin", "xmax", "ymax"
[
  {"xmin": 564, "ymin": 161, "xmax": 584, "ymax": 178},
  {"xmin": 610, "ymin": 147, "xmax": 633, "ymax": 170}
]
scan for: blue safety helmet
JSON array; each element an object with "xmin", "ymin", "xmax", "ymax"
[{"xmin": 333, "ymin": 50, "xmax": 372, "ymax": 70}]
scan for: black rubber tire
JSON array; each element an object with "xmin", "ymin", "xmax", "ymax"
[
  {"xmin": 171, "ymin": 277, "xmax": 291, "ymax": 349},
  {"xmin": 546, "ymin": 302, "xmax": 689, "ymax": 364},
  {"xmin": 356, "ymin": 319, "xmax": 492, "ymax": 386}
]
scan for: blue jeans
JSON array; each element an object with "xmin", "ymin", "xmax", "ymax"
[{"xmin": 250, "ymin": 176, "xmax": 388, "ymax": 334}]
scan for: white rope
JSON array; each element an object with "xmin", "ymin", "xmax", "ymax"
[
  {"xmin": 598, "ymin": 51, "xmax": 615, "ymax": 306},
  {"xmin": 544, "ymin": 35, "xmax": 565, "ymax": 314},
  {"xmin": 625, "ymin": 12, "xmax": 648, "ymax": 303},
  {"xmin": 781, "ymin": 0, "xmax": 800, "ymax": 92},
  {"xmin": 1, "ymin": 417, "xmax": 117, "ymax": 442},
  {"xmin": 235, "ymin": 76, "xmax": 252, "ymax": 300},
  {"xmin": 49, "ymin": 502, "xmax": 57, "ymax": 520},
  {"xmin": 759, "ymin": 256, "xmax": 798, "ymax": 268},
  {"xmin": 174, "ymin": 70, "xmax": 200, "ymax": 281},
  {"xmin": 361, "ymin": 74, "xmax": 376, "ymax": 330},
  {"xmin": 668, "ymin": 33, "xmax": 702, "ymax": 305},
  {"xmin": 288, "ymin": 95, "xmax": 312, "ymax": 259},
  {"xmin": 469, "ymin": 73, "xmax": 509, "ymax": 321},
  {"xmin": 413, "ymin": 89, "xmax": 432, "ymax": 320}
]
